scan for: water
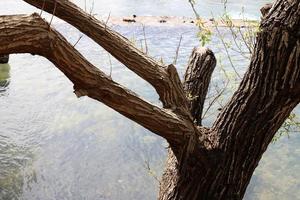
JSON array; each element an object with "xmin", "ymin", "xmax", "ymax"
[
  {"xmin": 1, "ymin": 0, "xmax": 270, "ymax": 19},
  {"xmin": 0, "ymin": 1, "xmax": 299, "ymax": 200}
]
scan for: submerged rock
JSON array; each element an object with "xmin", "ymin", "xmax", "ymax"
[{"xmin": 0, "ymin": 54, "xmax": 9, "ymax": 64}]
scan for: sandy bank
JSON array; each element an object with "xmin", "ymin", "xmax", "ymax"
[{"xmin": 107, "ymin": 16, "xmax": 259, "ymax": 27}]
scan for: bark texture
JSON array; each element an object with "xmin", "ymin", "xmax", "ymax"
[
  {"xmin": 0, "ymin": 14, "xmax": 194, "ymax": 145},
  {"xmin": 211, "ymin": 1, "xmax": 300, "ymax": 197},
  {"xmin": 184, "ymin": 47, "xmax": 216, "ymax": 125},
  {"xmin": 0, "ymin": 0, "xmax": 299, "ymax": 199},
  {"xmin": 158, "ymin": 48, "xmax": 218, "ymax": 200},
  {"xmin": 159, "ymin": 1, "xmax": 300, "ymax": 199},
  {"xmin": 23, "ymin": 0, "xmax": 190, "ymax": 115}
]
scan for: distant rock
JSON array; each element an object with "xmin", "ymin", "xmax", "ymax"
[
  {"xmin": 108, "ymin": 16, "xmax": 258, "ymax": 27},
  {"xmin": 123, "ymin": 18, "xmax": 136, "ymax": 23}
]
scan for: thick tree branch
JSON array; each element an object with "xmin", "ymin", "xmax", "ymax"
[
  {"xmin": 260, "ymin": 3, "xmax": 273, "ymax": 17},
  {"xmin": 213, "ymin": 0, "xmax": 300, "ymax": 146},
  {"xmin": 22, "ymin": 0, "xmax": 189, "ymax": 114},
  {"xmin": 183, "ymin": 47, "xmax": 216, "ymax": 125},
  {"xmin": 0, "ymin": 14, "xmax": 194, "ymax": 145},
  {"xmin": 210, "ymin": 0, "xmax": 300, "ymax": 195}
]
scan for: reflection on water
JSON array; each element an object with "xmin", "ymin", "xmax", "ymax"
[{"xmin": 0, "ymin": 64, "xmax": 10, "ymax": 94}]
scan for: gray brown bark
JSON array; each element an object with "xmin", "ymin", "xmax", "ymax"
[
  {"xmin": 158, "ymin": 48, "xmax": 216, "ymax": 199},
  {"xmin": 0, "ymin": 0, "xmax": 299, "ymax": 199},
  {"xmin": 159, "ymin": 1, "xmax": 300, "ymax": 199},
  {"xmin": 0, "ymin": 14, "xmax": 195, "ymax": 145},
  {"xmin": 184, "ymin": 47, "xmax": 216, "ymax": 125},
  {"xmin": 22, "ymin": 0, "xmax": 190, "ymax": 115}
]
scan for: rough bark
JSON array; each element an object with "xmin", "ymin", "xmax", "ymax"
[
  {"xmin": 0, "ymin": 14, "xmax": 196, "ymax": 145},
  {"xmin": 211, "ymin": 1, "xmax": 300, "ymax": 197},
  {"xmin": 158, "ymin": 48, "xmax": 218, "ymax": 200},
  {"xmin": 159, "ymin": 1, "xmax": 300, "ymax": 199},
  {"xmin": 183, "ymin": 47, "xmax": 216, "ymax": 125},
  {"xmin": 22, "ymin": 0, "xmax": 190, "ymax": 115},
  {"xmin": 157, "ymin": 48, "xmax": 217, "ymax": 200},
  {"xmin": 260, "ymin": 3, "xmax": 273, "ymax": 17},
  {"xmin": 0, "ymin": 0, "xmax": 299, "ymax": 199}
]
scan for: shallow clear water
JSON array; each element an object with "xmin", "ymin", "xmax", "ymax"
[{"xmin": 0, "ymin": 1, "xmax": 299, "ymax": 200}]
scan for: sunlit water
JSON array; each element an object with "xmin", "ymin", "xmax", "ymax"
[
  {"xmin": 1, "ymin": 0, "xmax": 270, "ymax": 19},
  {"xmin": 0, "ymin": 1, "xmax": 299, "ymax": 200}
]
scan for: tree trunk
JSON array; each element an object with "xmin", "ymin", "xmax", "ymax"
[
  {"xmin": 159, "ymin": 1, "xmax": 300, "ymax": 199},
  {"xmin": 159, "ymin": 47, "xmax": 218, "ymax": 199},
  {"xmin": 159, "ymin": 48, "xmax": 225, "ymax": 200},
  {"xmin": 0, "ymin": 0, "xmax": 299, "ymax": 200}
]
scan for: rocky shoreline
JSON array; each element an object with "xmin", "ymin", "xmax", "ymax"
[{"xmin": 108, "ymin": 16, "xmax": 258, "ymax": 27}]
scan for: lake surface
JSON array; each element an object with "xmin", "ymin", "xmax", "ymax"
[
  {"xmin": 2, "ymin": 0, "xmax": 270, "ymax": 19},
  {"xmin": 0, "ymin": 1, "xmax": 299, "ymax": 200}
]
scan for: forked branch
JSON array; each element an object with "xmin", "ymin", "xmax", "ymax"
[
  {"xmin": 0, "ymin": 14, "xmax": 195, "ymax": 145},
  {"xmin": 22, "ymin": 0, "xmax": 189, "ymax": 114}
]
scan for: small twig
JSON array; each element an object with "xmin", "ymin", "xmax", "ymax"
[
  {"xmin": 108, "ymin": 53, "xmax": 113, "ymax": 78},
  {"xmin": 173, "ymin": 34, "xmax": 183, "ymax": 65},
  {"xmin": 143, "ymin": 160, "xmax": 161, "ymax": 184},
  {"xmin": 73, "ymin": 35, "xmax": 83, "ymax": 47},
  {"xmin": 142, "ymin": 24, "xmax": 148, "ymax": 54},
  {"xmin": 89, "ymin": 0, "xmax": 95, "ymax": 16},
  {"xmin": 188, "ymin": 0, "xmax": 200, "ymax": 19},
  {"xmin": 140, "ymin": 40, "xmax": 144, "ymax": 52},
  {"xmin": 105, "ymin": 11, "xmax": 111, "ymax": 31},
  {"xmin": 210, "ymin": 12, "xmax": 241, "ymax": 79},
  {"xmin": 160, "ymin": 57, "xmax": 164, "ymax": 64},
  {"xmin": 238, "ymin": 27, "xmax": 252, "ymax": 55},
  {"xmin": 227, "ymin": 24, "xmax": 250, "ymax": 59},
  {"xmin": 126, "ymin": 144, "xmax": 161, "ymax": 184},
  {"xmin": 202, "ymin": 80, "xmax": 229, "ymax": 119},
  {"xmin": 49, "ymin": 0, "xmax": 57, "ymax": 27},
  {"xmin": 40, "ymin": 0, "xmax": 46, "ymax": 16},
  {"xmin": 240, "ymin": 13, "xmax": 255, "ymax": 54},
  {"xmin": 214, "ymin": 24, "xmax": 242, "ymax": 79}
]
